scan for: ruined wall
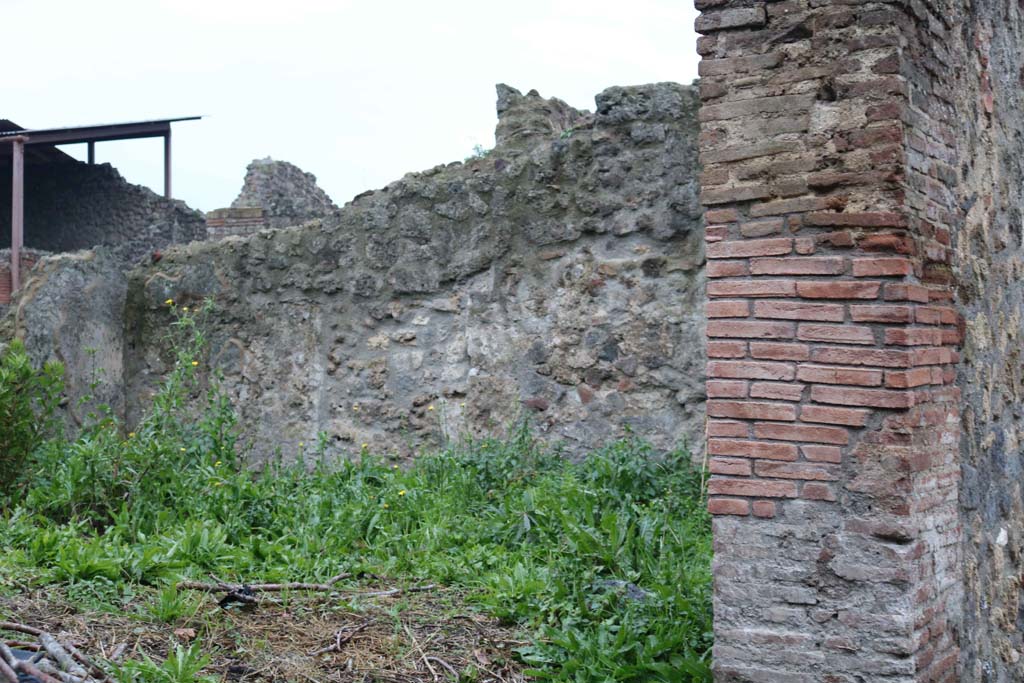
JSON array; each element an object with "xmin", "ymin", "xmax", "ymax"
[
  {"xmin": 118, "ymin": 83, "xmax": 705, "ymax": 462},
  {"xmin": 948, "ymin": 1, "xmax": 1024, "ymax": 678},
  {"xmin": 228, "ymin": 157, "xmax": 338, "ymax": 231},
  {"xmin": 0, "ymin": 159, "xmax": 206, "ymax": 262},
  {"xmin": 695, "ymin": 2, "xmax": 963, "ymax": 680}
]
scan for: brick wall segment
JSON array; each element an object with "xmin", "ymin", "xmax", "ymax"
[{"xmin": 694, "ymin": 0, "xmax": 964, "ymax": 678}]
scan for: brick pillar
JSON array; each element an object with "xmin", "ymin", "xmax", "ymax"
[{"xmin": 695, "ymin": 2, "xmax": 961, "ymax": 681}]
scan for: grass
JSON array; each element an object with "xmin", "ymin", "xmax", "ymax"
[{"xmin": 0, "ymin": 302, "xmax": 713, "ymax": 682}]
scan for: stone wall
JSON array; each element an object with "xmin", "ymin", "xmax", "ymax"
[
  {"xmin": 102, "ymin": 83, "xmax": 703, "ymax": 462},
  {"xmin": 0, "ymin": 159, "xmax": 206, "ymax": 262},
  {"xmin": 948, "ymin": 2, "xmax": 1024, "ymax": 679},
  {"xmin": 695, "ymin": 2, "xmax": 963, "ymax": 680}
]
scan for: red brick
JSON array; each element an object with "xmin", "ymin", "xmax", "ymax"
[
  {"xmin": 700, "ymin": 184, "xmax": 773, "ymax": 205},
  {"xmin": 801, "ymin": 483, "xmax": 837, "ymax": 502},
  {"xmin": 708, "ymin": 320, "xmax": 795, "ymax": 339},
  {"xmin": 753, "ymin": 422, "xmax": 850, "ymax": 445},
  {"xmin": 749, "ymin": 196, "xmax": 832, "ymax": 218},
  {"xmin": 857, "ymin": 232, "xmax": 915, "ymax": 254},
  {"xmin": 709, "ymin": 457, "xmax": 753, "ymax": 476},
  {"xmin": 850, "ymin": 304, "xmax": 914, "ymax": 323},
  {"xmin": 915, "ymin": 306, "xmax": 943, "ymax": 325},
  {"xmin": 883, "ymin": 283, "xmax": 930, "ymax": 302},
  {"xmin": 911, "ymin": 347, "xmax": 952, "ymax": 366},
  {"xmin": 798, "ymin": 324, "xmax": 876, "ymax": 345},
  {"xmin": 811, "ymin": 347, "xmax": 912, "ymax": 368},
  {"xmin": 706, "ymin": 238, "xmax": 793, "ymax": 259},
  {"xmin": 754, "ymin": 301, "xmax": 845, "ymax": 322},
  {"xmin": 708, "ymin": 360, "xmax": 795, "ymax": 381},
  {"xmin": 708, "ymin": 400, "xmax": 798, "ymax": 421},
  {"xmin": 708, "ymin": 280, "xmax": 797, "ymax": 298},
  {"xmin": 708, "ymin": 341, "xmax": 747, "ymax": 358},
  {"xmin": 707, "ymin": 260, "xmax": 749, "ymax": 278},
  {"xmin": 708, "ymin": 439, "xmax": 799, "ymax": 461},
  {"xmin": 707, "ymin": 300, "xmax": 750, "ymax": 318},
  {"xmin": 705, "ymin": 225, "xmax": 730, "ymax": 241},
  {"xmin": 885, "ymin": 327, "xmax": 943, "ymax": 346},
  {"xmin": 810, "ymin": 385, "xmax": 915, "ymax": 409},
  {"xmin": 796, "ymin": 281, "xmax": 882, "ymax": 299},
  {"xmin": 852, "ymin": 257, "xmax": 913, "ymax": 277},
  {"xmin": 795, "ymin": 237, "xmax": 816, "ymax": 255},
  {"xmin": 755, "ymin": 461, "xmax": 839, "ymax": 481},
  {"xmin": 749, "ymin": 257, "xmax": 846, "ymax": 276},
  {"xmin": 750, "ymin": 342, "xmax": 810, "ymax": 361},
  {"xmin": 707, "ymin": 478, "xmax": 798, "ymax": 499},
  {"xmin": 708, "ymin": 497, "xmax": 751, "ymax": 516},
  {"xmin": 708, "ymin": 380, "xmax": 748, "ymax": 398},
  {"xmin": 796, "ymin": 364, "xmax": 883, "ymax": 387},
  {"xmin": 802, "ymin": 445, "xmax": 843, "ymax": 463},
  {"xmin": 805, "ymin": 211, "xmax": 907, "ymax": 228},
  {"xmin": 942, "ymin": 328, "xmax": 961, "ymax": 345},
  {"xmin": 885, "ymin": 367, "xmax": 933, "ymax": 388},
  {"xmin": 705, "ymin": 208, "xmax": 740, "ymax": 223},
  {"xmin": 707, "ymin": 420, "xmax": 750, "ymax": 438},
  {"xmin": 750, "ymin": 382, "xmax": 805, "ymax": 401},
  {"xmin": 800, "ymin": 405, "xmax": 871, "ymax": 426},
  {"xmin": 740, "ymin": 219, "xmax": 784, "ymax": 238}
]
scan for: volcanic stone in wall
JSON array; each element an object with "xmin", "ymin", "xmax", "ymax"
[
  {"xmin": 120, "ymin": 82, "xmax": 705, "ymax": 462},
  {"xmin": 950, "ymin": 1, "xmax": 1024, "ymax": 677}
]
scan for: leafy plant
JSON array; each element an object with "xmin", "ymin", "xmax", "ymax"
[
  {"xmin": 0, "ymin": 339, "xmax": 63, "ymax": 495},
  {"xmin": 1, "ymin": 300, "xmax": 713, "ymax": 682}
]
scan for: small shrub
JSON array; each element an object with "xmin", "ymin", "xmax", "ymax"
[{"xmin": 0, "ymin": 340, "xmax": 63, "ymax": 495}]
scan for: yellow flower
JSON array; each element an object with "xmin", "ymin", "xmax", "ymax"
[
  {"xmin": 460, "ymin": 402, "xmax": 466, "ymax": 408},
  {"xmin": 298, "ymin": 442, "xmax": 304, "ymax": 447},
  {"xmin": 361, "ymin": 443, "xmax": 368, "ymax": 449},
  {"xmin": 128, "ymin": 432, "xmax": 135, "ymax": 438},
  {"xmin": 164, "ymin": 298, "xmax": 174, "ymax": 306},
  {"xmin": 215, "ymin": 461, "xmax": 222, "ymax": 467},
  {"xmin": 427, "ymin": 405, "xmax": 435, "ymax": 411},
  {"xmin": 398, "ymin": 490, "xmax": 407, "ymax": 496},
  {"xmin": 182, "ymin": 306, "xmax": 189, "ymax": 312},
  {"xmin": 180, "ymin": 447, "xmax": 186, "ymax": 452},
  {"xmin": 392, "ymin": 465, "xmax": 399, "ymax": 470},
  {"xmin": 382, "ymin": 503, "xmax": 389, "ymax": 508},
  {"xmin": 213, "ymin": 481, "xmax": 223, "ymax": 487},
  {"xmin": 352, "ymin": 404, "xmax": 360, "ymax": 411},
  {"xmin": 191, "ymin": 361, "xmax": 199, "ymax": 366}
]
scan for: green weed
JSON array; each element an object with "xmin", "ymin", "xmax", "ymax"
[{"xmin": 0, "ymin": 301, "xmax": 713, "ymax": 682}]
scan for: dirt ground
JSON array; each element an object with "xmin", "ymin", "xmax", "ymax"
[{"xmin": 1, "ymin": 582, "xmax": 530, "ymax": 682}]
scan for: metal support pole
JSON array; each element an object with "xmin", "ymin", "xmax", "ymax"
[
  {"xmin": 11, "ymin": 137, "xmax": 25, "ymax": 293},
  {"xmin": 87, "ymin": 141, "xmax": 95, "ymax": 165},
  {"xmin": 163, "ymin": 131, "xmax": 171, "ymax": 199}
]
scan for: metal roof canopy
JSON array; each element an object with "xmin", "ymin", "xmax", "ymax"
[{"xmin": 1, "ymin": 115, "xmax": 200, "ymax": 294}]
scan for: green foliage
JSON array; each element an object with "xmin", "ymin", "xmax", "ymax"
[
  {"xmin": 1, "ymin": 300, "xmax": 713, "ymax": 682},
  {"xmin": 114, "ymin": 644, "xmax": 218, "ymax": 683},
  {"xmin": 0, "ymin": 339, "xmax": 64, "ymax": 495}
]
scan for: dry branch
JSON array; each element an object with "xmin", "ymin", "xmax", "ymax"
[{"xmin": 176, "ymin": 572, "xmax": 352, "ymax": 594}]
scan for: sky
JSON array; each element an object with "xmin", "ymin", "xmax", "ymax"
[{"xmin": 5, "ymin": 0, "xmax": 700, "ymax": 212}]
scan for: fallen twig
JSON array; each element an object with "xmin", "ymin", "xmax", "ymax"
[
  {"xmin": 353, "ymin": 584, "xmax": 437, "ymax": 599},
  {"xmin": 307, "ymin": 620, "xmax": 375, "ymax": 656},
  {"xmin": 425, "ymin": 656, "xmax": 459, "ymax": 680},
  {"xmin": 0, "ymin": 623, "xmax": 43, "ymax": 638},
  {"xmin": 177, "ymin": 573, "xmax": 352, "ymax": 594},
  {"xmin": 39, "ymin": 633, "xmax": 87, "ymax": 678}
]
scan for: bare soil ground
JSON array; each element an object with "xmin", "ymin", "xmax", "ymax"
[{"xmin": 1, "ymin": 583, "xmax": 530, "ymax": 683}]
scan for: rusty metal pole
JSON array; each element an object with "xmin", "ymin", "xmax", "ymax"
[
  {"xmin": 11, "ymin": 136, "xmax": 25, "ymax": 293},
  {"xmin": 163, "ymin": 130, "xmax": 171, "ymax": 198}
]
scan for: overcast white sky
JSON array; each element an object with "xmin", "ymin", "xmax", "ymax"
[{"xmin": 6, "ymin": 0, "xmax": 699, "ymax": 212}]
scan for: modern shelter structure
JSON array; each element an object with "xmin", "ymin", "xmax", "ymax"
[{"xmin": 0, "ymin": 116, "xmax": 199, "ymax": 294}]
